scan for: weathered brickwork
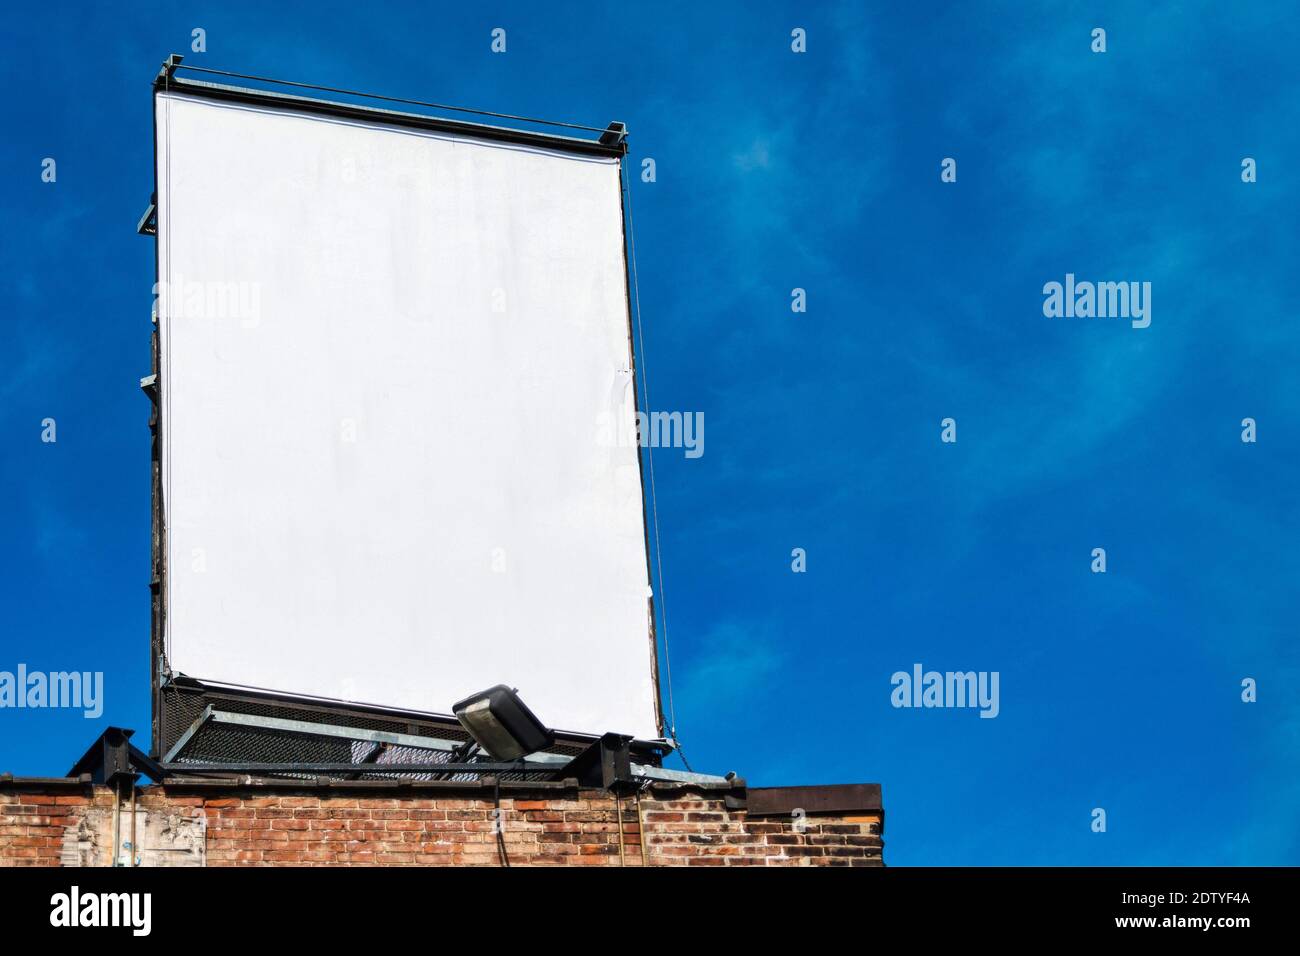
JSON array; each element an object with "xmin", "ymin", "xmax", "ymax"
[{"xmin": 0, "ymin": 778, "xmax": 884, "ymax": 867}]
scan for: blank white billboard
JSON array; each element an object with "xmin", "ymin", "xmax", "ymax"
[{"xmin": 155, "ymin": 91, "xmax": 659, "ymax": 740}]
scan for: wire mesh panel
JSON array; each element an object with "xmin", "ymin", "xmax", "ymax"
[
  {"xmin": 171, "ymin": 722, "xmax": 352, "ymax": 780},
  {"xmin": 158, "ymin": 684, "xmax": 636, "ymax": 782}
]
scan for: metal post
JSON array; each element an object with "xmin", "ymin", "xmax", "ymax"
[
  {"xmin": 637, "ymin": 792, "xmax": 649, "ymax": 867},
  {"xmin": 616, "ymin": 795, "xmax": 626, "ymax": 867},
  {"xmin": 129, "ymin": 782, "xmax": 138, "ymax": 867},
  {"xmin": 111, "ymin": 781, "xmax": 121, "ymax": 867}
]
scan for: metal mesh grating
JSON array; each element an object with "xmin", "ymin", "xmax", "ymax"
[
  {"xmin": 168, "ymin": 717, "xmax": 568, "ymax": 782},
  {"xmin": 161, "ymin": 686, "xmax": 440, "ymax": 745},
  {"xmin": 163, "ymin": 686, "xmax": 598, "ymax": 756},
  {"xmin": 171, "ymin": 721, "xmax": 354, "ymax": 780},
  {"xmin": 157, "ymin": 684, "xmax": 616, "ymax": 782}
]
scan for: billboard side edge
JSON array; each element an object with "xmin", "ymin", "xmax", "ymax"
[{"xmin": 616, "ymin": 155, "xmax": 668, "ymax": 742}]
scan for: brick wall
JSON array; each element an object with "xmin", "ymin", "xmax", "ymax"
[{"xmin": 0, "ymin": 778, "xmax": 884, "ymax": 867}]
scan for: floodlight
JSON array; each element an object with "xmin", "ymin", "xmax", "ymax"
[{"xmin": 452, "ymin": 685, "xmax": 554, "ymax": 760}]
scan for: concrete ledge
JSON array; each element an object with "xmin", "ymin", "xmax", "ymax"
[
  {"xmin": 0, "ymin": 773, "xmax": 93, "ymax": 790},
  {"xmin": 159, "ymin": 775, "xmax": 584, "ymax": 794},
  {"xmin": 746, "ymin": 784, "xmax": 884, "ymax": 821}
]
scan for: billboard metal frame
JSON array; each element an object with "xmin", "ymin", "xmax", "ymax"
[{"xmin": 144, "ymin": 54, "xmax": 665, "ymax": 757}]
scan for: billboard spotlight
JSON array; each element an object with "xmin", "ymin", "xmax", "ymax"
[{"xmin": 453, "ymin": 686, "xmax": 555, "ymax": 760}]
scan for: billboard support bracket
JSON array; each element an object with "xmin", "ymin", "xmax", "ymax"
[{"xmin": 154, "ymin": 53, "xmax": 184, "ymax": 88}]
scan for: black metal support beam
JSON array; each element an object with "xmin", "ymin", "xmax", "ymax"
[
  {"xmin": 563, "ymin": 733, "xmax": 636, "ymax": 792},
  {"xmin": 127, "ymin": 745, "xmax": 168, "ymax": 783},
  {"xmin": 136, "ymin": 198, "xmax": 156, "ymax": 236},
  {"xmin": 68, "ymin": 727, "xmax": 141, "ymax": 786},
  {"xmin": 599, "ymin": 122, "xmax": 627, "ymax": 147}
]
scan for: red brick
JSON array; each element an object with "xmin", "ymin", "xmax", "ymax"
[{"xmin": 0, "ymin": 783, "xmax": 881, "ymax": 867}]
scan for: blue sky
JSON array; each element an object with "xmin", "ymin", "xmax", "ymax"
[{"xmin": 2, "ymin": 2, "xmax": 1298, "ymax": 865}]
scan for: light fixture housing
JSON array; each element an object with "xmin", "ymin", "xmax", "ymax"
[{"xmin": 452, "ymin": 685, "xmax": 554, "ymax": 760}]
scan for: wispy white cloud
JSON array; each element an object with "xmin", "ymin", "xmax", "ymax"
[{"xmin": 674, "ymin": 618, "xmax": 787, "ymax": 715}]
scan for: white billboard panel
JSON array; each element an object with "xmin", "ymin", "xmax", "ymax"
[{"xmin": 154, "ymin": 91, "xmax": 659, "ymax": 739}]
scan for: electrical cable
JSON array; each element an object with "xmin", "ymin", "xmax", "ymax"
[{"xmin": 623, "ymin": 167, "xmax": 692, "ymax": 773}]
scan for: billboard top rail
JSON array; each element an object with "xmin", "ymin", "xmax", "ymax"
[{"xmin": 153, "ymin": 54, "xmax": 629, "ymax": 159}]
